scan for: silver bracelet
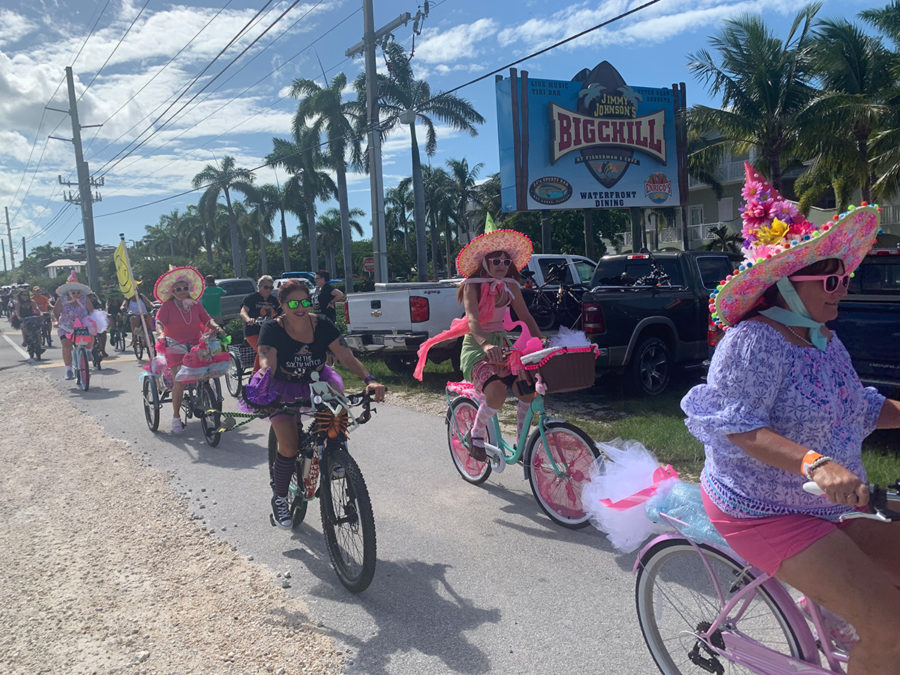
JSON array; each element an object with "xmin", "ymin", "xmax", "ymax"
[{"xmin": 806, "ymin": 455, "xmax": 833, "ymax": 477}]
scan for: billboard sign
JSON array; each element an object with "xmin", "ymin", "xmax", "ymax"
[{"xmin": 496, "ymin": 61, "xmax": 683, "ymax": 211}]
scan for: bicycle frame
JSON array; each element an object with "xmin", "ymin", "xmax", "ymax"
[
  {"xmin": 446, "ymin": 388, "xmax": 568, "ymax": 477},
  {"xmin": 635, "ymin": 520, "xmax": 846, "ymax": 674}
]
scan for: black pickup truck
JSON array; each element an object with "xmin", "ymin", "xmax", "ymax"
[
  {"xmin": 580, "ymin": 250, "xmax": 734, "ymax": 396},
  {"xmin": 830, "ymin": 247, "xmax": 900, "ymax": 395}
]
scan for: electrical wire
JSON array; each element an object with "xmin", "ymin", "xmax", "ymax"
[
  {"xmin": 78, "ymin": 0, "xmax": 152, "ymax": 101},
  {"xmin": 92, "ymin": 0, "xmax": 277, "ymax": 175},
  {"xmin": 84, "ymin": 0, "xmax": 237, "ymax": 155},
  {"xmin": 98, "ymin": 0, "xmax": 661, "ymax": 218},
  {"xmin": 69, "ymin": 0, "xmax": 113, "ymax": 68}
]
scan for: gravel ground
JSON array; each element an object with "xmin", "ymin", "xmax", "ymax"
[{"xmin": 0, "ymin": 371, "xmax": 344, "ymax": 674}]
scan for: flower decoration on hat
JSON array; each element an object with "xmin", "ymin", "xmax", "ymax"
[{"xmin": 710, "ymin": 162, "xmax": 881, "ymax": 328}]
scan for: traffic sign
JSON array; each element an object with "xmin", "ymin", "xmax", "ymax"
[{"xmin": 362, "ymin": 256, "xmax": 375, "ymax": 273}]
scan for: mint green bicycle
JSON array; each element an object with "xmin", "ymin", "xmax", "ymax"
[{"xmin": 445, "ymin": 345, "xmax": 602, "ymax": 528}]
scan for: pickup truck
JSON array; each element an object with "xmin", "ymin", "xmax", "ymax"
[
  {"xmin": 580, "ymin": 250, "xmax": 734, "ymax": 396},
  {"xmin": 342, "ymin": 254, "xmax": 595, "ymax": 372},
  {"xmin": 215, "ymin": 277, "xmax": 257, "ymax": 322},
  {"xmin": 830, "ymin": 246, "xmax": 900, "ymax": 395}
]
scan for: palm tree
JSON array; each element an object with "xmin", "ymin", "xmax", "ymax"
[
  {"xmin": 290, "ymin": 73, "xmax": 365, "ymax": 284},
  {"xmin": 470, "ymin": 173, "xmax": 501, "ymax": 234},
  {"xmin": 364, "ymin": 42, "xmax": 485, "ymax": 281},
  {"xmin": 385, "ymin": 183, "xmax": 414, "ymax": 256},
  {"xmin": 422, "ymin": 166, "xmax": 455, "ymax": 278},
  {"xmin": 243, "ymin": 192, "xmax": 277, "ymax": 275},
  {"xmin": 317, "ymin": 207, "xmax": 364, "ymax": 277},
  {"xmin": 445, "ymin": 158, "xmax": 484, "ymax": 247},
  {"xmin": 192, "ymin": 156, "xmax": 255, "ymax": 277},
  {"xmin": 267, "ymin": 126, "xmax": 336, "ymax": 271},
  {"xmin": 246, "ymin": 182, "xmax": 296, "ymax": 273},
  {"xmin": 686, "ymin": 5, "xmax": 820, "ymax": 192},
  {"xmin": 794, "ymin": 18, "xmax": 894, "ymax": 206},
  {"xmin": 704, "ymin": 225, "xmax": 742, "ymax": 253}
]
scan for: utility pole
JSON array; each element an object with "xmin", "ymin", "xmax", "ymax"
[
  {"xmin": 48, "ymin": 67, "xmax": 103, "ymax": 293},
  {"xmin": 2, "ymin": 239, "xmax": 7, "ymax": 274},
  {"xmin": 21, "ymin": 237, "xmax": 26, "ymax": 270},
  {"xmin": 5, "ymin": 206, "xmax": 14, "ymax": 272},
  {"xmin": 346, "ymin": 1, "xmax": 422, "ymax": 283}
]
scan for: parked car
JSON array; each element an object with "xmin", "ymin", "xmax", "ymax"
[
  {"xmin": 830, "ymin": 245, "xmax": 900, "ymax": 395},
  {"xmin": 215, "ymin": 277, "xmax": 257, "ymax": 322},
  {"xmin": 580, "ymin": 250, "xmax": 734, "ymax": 396},
  {"xmin": 342, "ymin": 253, "xmax": 595, "ymax": 373},
  {"xmin": 281, "ymin": 271, "xmax": 316, "ymax": 284}
]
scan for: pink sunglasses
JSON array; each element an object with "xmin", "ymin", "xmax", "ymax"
[{"xmin": 789, "ymin": 273, "xmax": 851, "ymax": 293}]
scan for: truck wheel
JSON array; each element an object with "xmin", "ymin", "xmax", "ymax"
[
  {"xmin": 625, "ymin": 336, "xmax": 670, "ymax": 396},
  {"xmin": 383, "ymin": 354, "xmax": 415, "ymax": 375}
]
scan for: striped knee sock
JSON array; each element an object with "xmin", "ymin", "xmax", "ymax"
[
  {"xmin": 271, "ymin": 452, "xmax": 296, "ymax": 498},
  {"xmin": 471, "ymin": 402, "xmax": 499, "ymax": 444}
]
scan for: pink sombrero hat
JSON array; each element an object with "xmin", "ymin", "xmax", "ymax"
[
  {"xmin": 712, "ymin": 163, "xmax": 881, "ymax": 327},
  {"xmin": 456, "ymin": 213, "xmax": 532, "ymax": 277},
  {"xmin": 55, "ymin": 269, "xmax": 93, "ymax": 298},
  {"xmin": 153, "ymin": 266, "xmax": 205, "ymax": 303}
]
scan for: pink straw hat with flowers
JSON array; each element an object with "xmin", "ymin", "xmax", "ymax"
[
  {"xmin": 55, "ymin": 269, "xmax": 93, "ymax": 298},
  {"xmin": 456, "ymin": 213, "xmax": 533, "ymax": 277},
  {"xmin": 153, "ymin": 266, "xmax": 205, "ymax": 302},
  {"xmin": 712, "ymin": 162, "xmax": 881, "ymax": 328}
]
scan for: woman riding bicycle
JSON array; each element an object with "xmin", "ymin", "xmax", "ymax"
[
  {"xmin": 681, "ymin": 164, "xmax": 900, "ymax": 672},
  {"xmin": 52, "ymin": 270, "xmax": 100, "ymax": 380},
  {"xmin": 240, "ymin": 275, "xmax": 281, "ymax": 374},
  {"xmin": 415, "ymin": 217, "xmax": 543, "ymax": 462},
  {"xmin": 240, "ymin": 279, "xmax": 385, "ymax": 528},
  {"xmin": 122, "ymin": 288, "xmax": 155, "ymax": 347},
  {"xmin": 13, "ymin": 288, "xmax": 38, "ymax": 348},
  {"xmin": 153, "ymin": 266, "xmax": 223, "ymax": 434}
]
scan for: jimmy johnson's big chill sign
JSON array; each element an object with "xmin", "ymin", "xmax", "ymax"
[{"xmin": 496, "ymin": 61, "xmax": 681, "ymax": 211}]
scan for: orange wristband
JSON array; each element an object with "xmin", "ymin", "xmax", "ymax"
[{"xmin": 801, "ymin": 450, "xmax": 824, "ymax": 478}]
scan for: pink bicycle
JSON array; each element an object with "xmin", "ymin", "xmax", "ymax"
[{"xmin": 633, "ymin": 480, "xmax": 900, "ymax": 674}]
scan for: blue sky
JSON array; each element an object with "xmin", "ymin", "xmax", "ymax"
[{"xmin": 0, "ymin": 0, "xmax": 878, "ymax": 263}]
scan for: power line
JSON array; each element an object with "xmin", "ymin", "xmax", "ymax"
[
  {"xmin": 70, "ymin": 0, "xmax": 113, "ymax": 68},
  {"xmin": 96, "ymin": 0, "xmax": 661, "ymax": 219},
  {"xmin": 84, "ymin": 0, "xmax": 238, "ymax": 156},
  {"xmin": 92, "ymin": 0, "xmax": 278, "ymax": 175},
  {"xmin": 25, "ymin": 203, "xmax": 75, "ymax": 244},
  {"xmin": 79, "ymin": 0, "xmax": 152, "ymax": 101}
]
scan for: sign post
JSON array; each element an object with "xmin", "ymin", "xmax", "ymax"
[{"xmin": 362, "ymin": 256, "xmax": 375, "ymax": 274}]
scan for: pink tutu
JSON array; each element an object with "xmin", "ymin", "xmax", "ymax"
[{"xmin": 175, "ymin": 335, "xmax": 233, "ymax": 383}]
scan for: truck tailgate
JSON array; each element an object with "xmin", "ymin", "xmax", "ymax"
[{"xmin": 347, "ymin": 291, "xmax": 413, "ymax": 332}]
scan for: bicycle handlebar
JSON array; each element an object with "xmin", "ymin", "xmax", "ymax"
[
  {"xmin": 803, "ymin": 480, "xmax": 900, "ymax": 522},
  {"xmin": 246, "ymin": 388, "xmax": 376, "ymax": 425}
]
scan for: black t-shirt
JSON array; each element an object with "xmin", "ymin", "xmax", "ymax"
[
  {"xmin": 242, "ymin": 292, "xmax": 281, "ymax": 337},
  {"xmin": 316, "ymin": 283, "xmax": 337, "ymax": 321},
  {"xmin": 259, "ymin": 316, "xmax": 340, "ymax": 382}
]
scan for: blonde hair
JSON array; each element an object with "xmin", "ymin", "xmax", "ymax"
[{"xmin": 257, "ymin": 275, "xmax": 274, "ymax": 288}]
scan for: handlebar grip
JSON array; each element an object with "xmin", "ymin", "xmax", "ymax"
[{"xmin": 803, "ymin": 481, "xmax": 825, "ymax": 496}]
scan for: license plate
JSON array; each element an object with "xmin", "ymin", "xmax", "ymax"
[{"xmin": 371, "ymin": 335, "xmax": 384, "ymax": 345}]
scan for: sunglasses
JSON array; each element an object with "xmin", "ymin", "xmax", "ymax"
[
  {"xmin": 488, "ymin": 257, "xmax": 512, "ymax": 267},
  {"xmin": 286, "ymin": 298, "xmax": 313, "ymax": 309},
  {"xmin": 260, "ymin": 285, "xmax": 274, "ymax": 290},
  {"xmin": 789, "ymin": 273, "xmax": 851, "ymax": 293},
  {"xmin": 173, "ymin": 285, "xmax": 190, "ymax": 292}
]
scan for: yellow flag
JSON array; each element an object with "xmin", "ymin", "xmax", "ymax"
[
  {"xmin": 484, "ymin": 211, "xmax": 497, "ymax": 233},
  {"xmin": 113, "ymin": 242, "xmax": 135, "ymax": 297}
]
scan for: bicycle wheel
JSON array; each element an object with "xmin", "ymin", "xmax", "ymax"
[
  {"xmin": 199, "ymin": 381, "xmax": 222, "ymax": 447},
  {"xmin": 319, "ymin": 444, "xmax": 376, "ymax": 593},
  {"xmin": 529, "ymin": 294, "xmax": 556, "ymax": 332},
  {"xmin": 133, "ymin": 336, "xmax": 144, "ymax": 360},
  {"xmin": 142, "ymin": 376, "xmax": 160, "ymax": 431},
  {"xmin": 225, "ymin": 352, "xmax": 243, "ymax": 398},
  {"xmin": 525, "ymin": 421, "xmax": 599, "ymax": 528},
  {"xmin": 446, "ymin": 396, "xmax": 492, "ymax": 485},
  {"xmin": 77, "ymin": 347, "xmax": 90, "ymax": 392},
  {"xmin": 267, "ymin": 427, "xmax": 308, "ymax": 527},
  {"xmin": 635, "ymin": 539, "xmax": 808, "ymax": 675}
]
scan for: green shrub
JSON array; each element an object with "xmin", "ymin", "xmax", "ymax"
[{"xmin": 224, "ymin": 318, "xmax": 244, "ymax": 344}]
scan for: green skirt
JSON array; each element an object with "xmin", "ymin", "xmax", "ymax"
[{"xmin": 460, "ymin": 331, "xmax": 509, "ymax": 381}]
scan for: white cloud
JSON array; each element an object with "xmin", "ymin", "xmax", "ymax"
[
  {"xmin": 415, "ymin": 18, "xmax": 498, "ymax": 64},
  {"xmin": 0, "ymin": 9, "xmax": 38, "ymax": 46}
]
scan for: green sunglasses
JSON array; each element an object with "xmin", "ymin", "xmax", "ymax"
[{"xmin": 286, "ymin": 298, "xmax": 313, "ymax": 309}]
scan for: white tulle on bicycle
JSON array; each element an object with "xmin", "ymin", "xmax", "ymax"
[{"xmin": 582, "ymin": 439, "xmax": 726, "ymax": 552}]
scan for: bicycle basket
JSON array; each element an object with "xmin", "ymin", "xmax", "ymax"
[
  {"xmin": 520, "ymin": 345, "xmax": 599, "ymax": 393},
  {"xmin": 72, "ymin": 326, "xmax": 92, "ymax": 345},
  {"xmin": 230, "ymin": 343, "xmax": 256, "ymax": 369}
]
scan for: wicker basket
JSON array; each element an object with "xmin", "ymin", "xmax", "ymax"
[
  {"xmin": 521, "ymin": 346, "xmax": 598, "ymax": 393},
  {"xmin": 229, "ymin": 343, "xmax": 256, "ymax": 370}
]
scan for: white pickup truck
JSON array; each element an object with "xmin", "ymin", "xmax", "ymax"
[{"xmin": 342, "ymin": 254, "xmax": 596, "ymax": 372}]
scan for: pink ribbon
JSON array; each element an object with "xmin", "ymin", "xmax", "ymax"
[{"xmin": 597, "ymin": 465, "xmax": 679, "ymax": 511}]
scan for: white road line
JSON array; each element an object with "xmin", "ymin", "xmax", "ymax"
[{"xmin": 2, "ymin": 334, "xmax": 31, "ymax": 359}]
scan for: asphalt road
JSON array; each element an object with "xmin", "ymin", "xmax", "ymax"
[{"xmin": 0, "ymin": 332, "xmax": 659, "ymax": 674}]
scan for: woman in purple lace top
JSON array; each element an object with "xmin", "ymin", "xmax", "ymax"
[{"xmin": 682, "ymin": 165, "xmax": 899, "ymax": 671}]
